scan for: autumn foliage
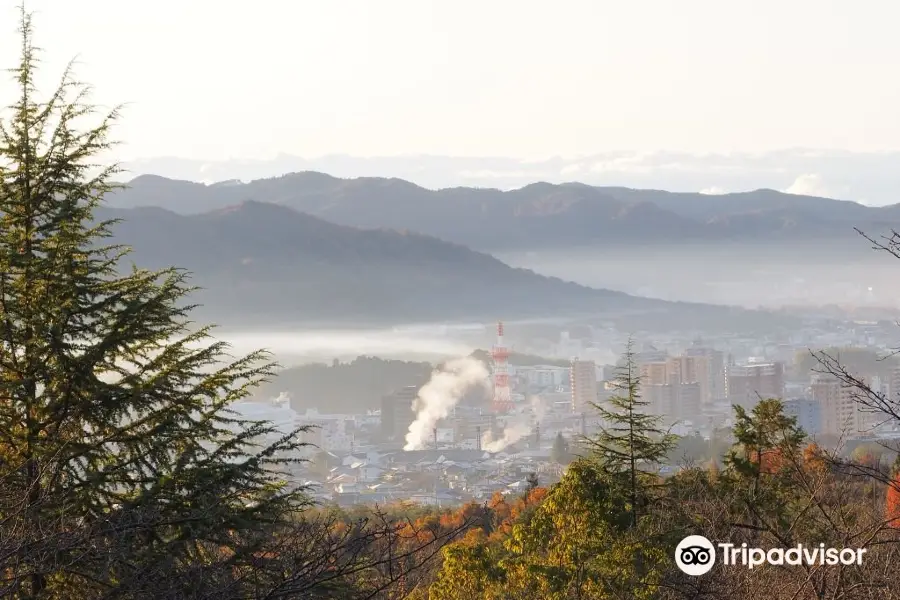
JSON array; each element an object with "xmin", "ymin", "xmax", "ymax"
[
  {"xmin": 803, "ymin": 442, "xmax": 828, "ymax": 475},
  {"xmin": 753, "ymin": 447, "xmax": 788, "ymax": 474},
  {"xmin": 887, "ymin": 472, "xmax": 900, "ymax": 528}
]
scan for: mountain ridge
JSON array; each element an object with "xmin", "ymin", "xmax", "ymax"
[
  {"xmin": 95, "ymin": 201, "xmax": 781, "ymax": 330},
  {"xmin": 116, "ymin": 151, "xmax": 900, "ymax": 208},
  {"xmin": 107, "ymin": 172, "xmax": 894, "ymax": 251}
]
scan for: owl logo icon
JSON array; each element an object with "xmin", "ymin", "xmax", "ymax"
[{"xmin": 675, "ymin": 535, "xmax": 715, "ymax": 576}]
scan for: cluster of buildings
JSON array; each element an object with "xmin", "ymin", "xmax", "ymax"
[
  {"xmin": 232, "ymin": 319, "xmax": 900, "ymax": 506},
  {"xmin": 302, "ymin": 448, "xmax": 565, "ymax": 507},
  {"xmin": 791, "ymin": 369, "xmax": 899, "ymax": 439},
  {"xmin": 230, "ymin": 382, "xmax": 583, "ymax": 507},
  {"xmin": 519, "ymin": 339, "xmax": 899, "ymax": 444}
]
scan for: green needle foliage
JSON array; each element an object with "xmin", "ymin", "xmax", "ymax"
[
  {"xmin": 550, "ymin": 431, "xmax": 571, "ymax": 465},
  {"xmin": 0, "ymin": 8, "xmax": 309, "ymax": 598},
  {"xmin": 585, "ymin": 339, "xmax": 677, "ymax": 528},
  {"xmin": 723, "ymin": 399, "xmax": 806, "ymax": 543}
]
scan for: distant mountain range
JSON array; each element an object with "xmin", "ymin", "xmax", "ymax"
[
  {"xmin": 96, "ymin": 201, "xmax": 771, "ymax": 328},
  {"xmin": 119, "ymin": 151, "xmax": 900, "ymax": 207},
  {"xmin": 106, "ymin": 173, "xmax": 897, "ymax": 252}
]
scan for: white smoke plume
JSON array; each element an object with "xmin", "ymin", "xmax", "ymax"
[
  {"xmin": 404, "ymin": 357, "xmax": 491, "ymax": 451},
  {"xmin": 482, "ymin": 421, "xmax": 532, "ymax": 453},
  {"xmin": 529, "ymin": 395, "xmax": 549, "ymax": 422},
  {"xmin": 272, "ymin": 391, "xmax": 291, "ymax": 405},
  {"xmin": 481, "ymin": 396, "xmax": 546, "ymax": 453}
]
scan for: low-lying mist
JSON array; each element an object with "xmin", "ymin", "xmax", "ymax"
[
  {"xmin": 210, "ymin": 328, "xmax": 477, "ymax": 366},
  {"xmin": 496, "ymin": 239, "xmax": 900, "ymax": 310}
]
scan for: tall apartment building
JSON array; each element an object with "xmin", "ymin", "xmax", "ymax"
[
  {"xmin": 668, "ymin": 354, "xmax": 713, "ymax": 405},
  {"xmin": 637, "ymin": 353, "xmax": 713, "ymax": 420},
  {"xmin": 643, "ymin": 382, "xmax": 702, "ymax": 425},
  {"xmin": 599, "ymin": 364, "xmax": 617, "ymax": 382},
  {"xmin": 571, "ymin": 359, "xmax": 598, "ymax": 413},
  {"xmin": 643, "ymin": 384, "xmax": 675, "ymax": 417},
  {"xmin": 380, "ymin": 385, "xmax": 420, "ymax": 442},
  {"xmin": 684, "ymin": 345, "xmax": 726, "ymax": 401},
  {"xmin": 783, "ymin": 398, "xmax": 822, "ymax": 436},
  {"xmin": 639, "ymin": 355, "xmax": 714, "ymax": 398},
  {"xmin": 522, "ymin": 365, "xmax": 571, "ymax": 389},
  {"xmin": 890, "ymin": 366, "xmax": 900, "ymax": 402},
  {"xmin": 725, "ymin": 362, "xmax": 785, "ymax": 408},
  {"xmin": 811, "ymin": 374, "xmax": 876, "ymax": 437},
  {"xmin": 677, "ymin": 382, "xmax": 703, "ymax": 422},
  {"xmin": 639, "ymin": 360, "xmax": 672, "ymax": 386}
]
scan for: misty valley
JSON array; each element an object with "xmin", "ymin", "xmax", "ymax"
[
  {"xmin": 496, "ymin": 239, "xmax": 897, "ymax": 310},
  {"xmin": 5, "ymin": 3, "xmax": 900, "ymax": 599}
]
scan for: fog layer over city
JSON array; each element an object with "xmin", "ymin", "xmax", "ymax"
[
  {"xmin": 209, "ymin": 329, "xmax": 478, "ymax": 366},
  {"xmin": 497, "ymin": 239, "xmax": 897, "ymax": 309}
]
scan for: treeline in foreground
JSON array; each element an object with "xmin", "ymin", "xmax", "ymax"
[
  {"xmin": 422, "ymin": 394, "xmax": 900, "ymax": 599},
  {"xmin": 4, "ymin": 6, "xmax": 900, "ymax": 599}
]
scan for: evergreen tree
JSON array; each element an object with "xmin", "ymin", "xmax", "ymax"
[
  {"xmin": 723, "ymin": 399, "xmax": 805, "ymax": 543},
  {"xmin": 0, "ymin": 8, "xmax": 308, "ymax": 597},
  {"xmin": 550, "ymin": 432, "xmax": 570, "ymax": 465},
  {"xmin": 725, "ymin": 399, "xmax": 805, "ymax": 480},
  {"xmin": 585, "ymin": 340, "xmax": 676, "ymax": 528}
]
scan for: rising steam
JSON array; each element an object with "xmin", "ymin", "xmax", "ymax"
[
  {"xmin": 481, "ymin": 396, "xmax": 547, "ymax": 453},
  {"xmin": 272, "ymin": 391, "xmax": 291, "ymax": 405},
  {"xmin": 403, "ymin": 357, "xmax": 491, "ymax": 451},
  {"xmin": 481, "ymin": 421, "xmax": 532, "ymax": 453}
]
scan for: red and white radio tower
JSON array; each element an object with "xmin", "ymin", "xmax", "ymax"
[{"xmin": 491, "ymin": 321, "xmax": 513, "ymax": 414}]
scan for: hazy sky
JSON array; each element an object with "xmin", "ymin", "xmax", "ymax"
[{"xmin": 3, "ymin": 1, "xmax": 900, "ymax": 161}]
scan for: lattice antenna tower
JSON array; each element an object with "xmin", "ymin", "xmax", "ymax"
[{"xmin": 491, "ymin": 321, "xmax": 513, "ymax": 414}]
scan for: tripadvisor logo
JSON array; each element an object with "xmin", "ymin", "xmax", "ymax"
[
  {"xmin": 675, "ymin": 535, "xmax": 716, "ymax": 576},
  {"xmin": 675, "ymin": 536, "xmax": 868, "ymax": 576}
]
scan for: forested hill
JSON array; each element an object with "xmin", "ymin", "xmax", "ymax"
[
  {"xmin": 106, "ymin": 172, "xmax": 900, "ymax": 251},
  {"xmin": 93, "ymin": 201, "xmax": 688, "ymax": 326},
  {"xmin": 255, "ymin": 356, "xmax": 434, "ymax": 414},
  {"xmin": 255, "ymin": 352, "xmax": 572, "ymax": 413}
]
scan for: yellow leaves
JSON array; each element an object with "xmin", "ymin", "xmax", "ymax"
[
  {"xmin": 460, "ymin": 527, "xmax": 487, "ymax": 546},
  {"xmin": 802, "ymin": 442, "xmax": 828, "ymax": 475},
  {"xmin": 429, "ymin": 458, "xmax": 672, "ymax": 600},
  {"xmin": 429, "ymin": 543, "xmax": 495, "ymax": 600}
]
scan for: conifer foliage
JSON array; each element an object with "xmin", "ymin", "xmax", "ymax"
[
  {"xmin": 585, "ymin": 339, "xmax": 677, "ymax": 528},
  {"xmin": 0, "ymin": 7, "xmax": 309, "ymax": 598}
]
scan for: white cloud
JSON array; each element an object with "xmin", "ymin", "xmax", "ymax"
[
  {"xmin": 589, "ymin": 153, "xmax": 656, "ymax": 174},
  {"xmin": 458, "ymin": 169, "xmax": 548, "ymax": 179},
  {"xmin": 797, "ymin": 149, "xmax": 829, "ymax": 158},
  {"xmin": 518, "ymin": 156, "xmax": 556, "ymax": 164},
  {"xmin": 560, "ymin": 163, "xmax": 583, "ymax": 175},
  {"xmin": 783, "ymin": 173, "xmax": 834, "ymax": 198},
  {"xmin": 587, "ymin": 153, "xmax": 755, "ymax": 176},
  {"xmin": 699, "ymin": 186, "xmax": 727, "ymax": 195}
]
